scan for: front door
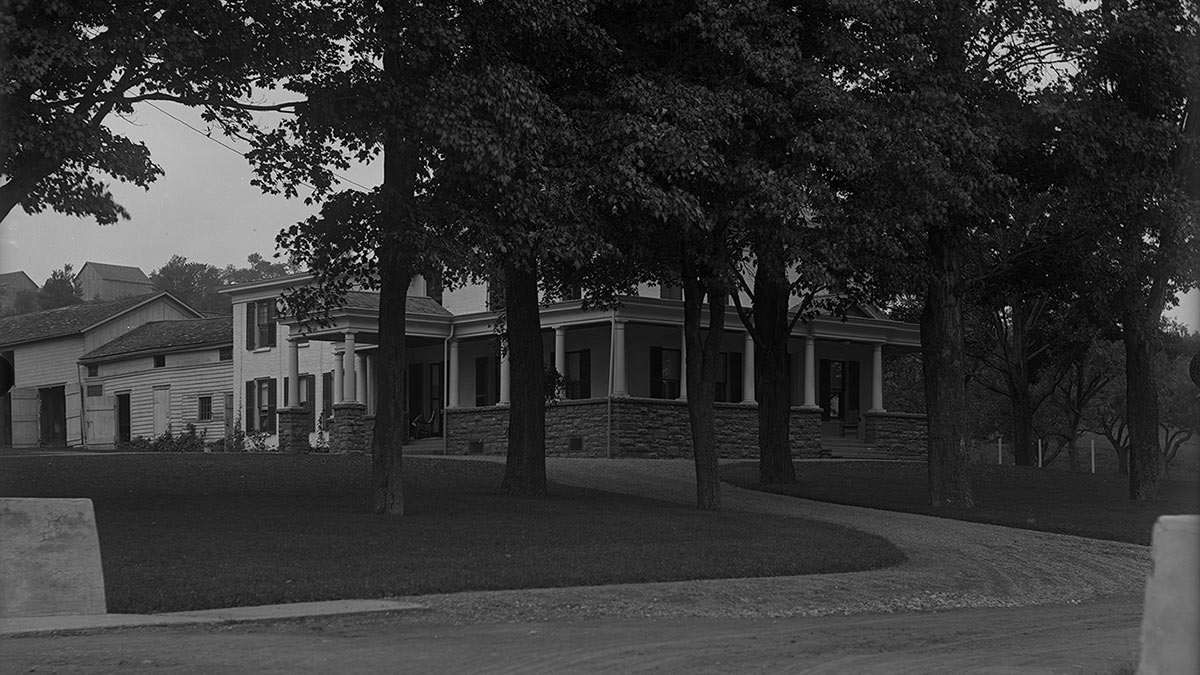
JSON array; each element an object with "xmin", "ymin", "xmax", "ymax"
[{"xmin": 819, "ymin": 360, "xmax": 860, "ymax": 436}]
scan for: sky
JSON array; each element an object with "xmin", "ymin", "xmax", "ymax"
[{"xmin": 0, "ymin": 101, "xmax": 1197, "ymax": 332}]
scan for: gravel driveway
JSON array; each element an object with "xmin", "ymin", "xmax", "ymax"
[{"xmin": 395, "ymin": 457, "xmax": 1151, "ymax": 625}]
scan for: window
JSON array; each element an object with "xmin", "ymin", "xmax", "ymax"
[
  {"xmin": 562, "ymin": 285, "xmax": 583, "ymax": 301},
  {"xmin": 153, "ymin": 355, "xmax": 166, "ymax": 368},
  {"xmin": 709, "ymin": 352, "xmax": 744, "ymax": 403},
  {"xmin": 650, "ymin": 347, "xmax": 682, "ymax": 399},
  {"xmin": 218, "ymin": 347, "xmax": 233, "ymax": 361},
  {"xmin": 86, "ymin": 364, "xmax": 99, "ymax": 377},
  {"xmin": 198, "ymin": 396, "xmax": 213, "ymax": 422},
  {"xmin": 660, "ymin": 284, "xmax": 682, "ymax": 300},
  {"xmin": 283, "ymin": 374, "xmax": 317, "ymax": 433},
  {"xmin": 245, "ymin": 299, "xmax": 278, "ymax": 350},
  {"xmin": 475, "ymin": 356, "xmax": 499, "ymax": 406},
  {"xmin": 564, "ymin": 349, "xmax": 591, "ymax": 399},
  {"xmin": 86, "ymin": 384, "xmax": 103, "ymax": 397},
  {"xmin": 244, "ymin": 378, "xmax": 277, "ymax": 432}
]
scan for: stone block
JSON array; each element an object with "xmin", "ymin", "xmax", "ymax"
[
  {"xmin": 0, "ymin": 498, "xmax": 106, "ymax": 618},
  {"xmin": 1138, "ymin": 515, "xmax": 1199, "ymax": 675}
]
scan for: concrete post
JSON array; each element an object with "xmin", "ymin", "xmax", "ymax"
[
  {"xmin": 332, "ymin": 346, "xmax": 344, "ymax": 405},
  {"xmin": 803, "ymin": 335, "xmax": 816, "ymax": 408},
  {"xmin": 611, "ymin": 319, "xmax": 627, "ymax": 396},
  {"xmin": 678, "ymin": 325, "xmax": 687, "ymax": 400},
  {"xmin": 499, "ymin": 352, "xmax": 511, "ymax": 405},
  {"xmin": 286, "ymin": 337, "xmax": 301, "ymax": 407},
  {"xmin": 870, "ymin": 342, "xmax": 885, "ymax": 412},
  {"xmin": 447, "ymin": 339, "xmax": 460, "ymax": 408},
  {"xmin": 342, "ymin": 332, "xmax": 357, "ymax": 403},
  {"xmin": 742, "ymin": 331, "xmax": 756, "ymax": 403}
]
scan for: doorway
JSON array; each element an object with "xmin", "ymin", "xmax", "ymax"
[
  {"xmin": 116, "ymin": 393, "xmax": 131, "ymax": 443},
  {"xmin": 38, "ymin": 386, "xmax": 66, "ymax": 446}
]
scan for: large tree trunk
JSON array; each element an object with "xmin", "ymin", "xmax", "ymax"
[
  {"xmin": 921, "ymin": 226, "xmax": 973, "ymax": 508},
  {"xmin": 752, "ymin": 248, "xmax": 795, "ymax": 485},
  {"xmin": 370, "ymin": 129, "xmax": 420, "ymax": 514},
  {"xmin": 1123, "ymin": 314, "xmax": 1161, "ymax": 499},
  {"xmin": 1010, "ymin": 392, "xmax": 1035, "ymax": 467},
  {"xmin": 501, "ymin": 257, "xmax": 548, "ymax": 496},
  {"xmin": 682, "ymin": 260, "xmax": 726, "ymax": 511},
  {"xmin": 372, "ymin": 259, "xmax": 410, "ymax": 514}
]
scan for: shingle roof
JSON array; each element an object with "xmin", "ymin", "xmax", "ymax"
[
  {"xmin": 342, "ymin": 291, "xmax": 452, "ymax": 316},
  {"xmin": 0, "ymin": 293, "xmax": 176, "ymax": 347},
  {"xmin": 77, "ymin": 262, "xmax": 152, "ymax": 284},
  {"xmin": 80, "ymin": 317, "xmax": 232, "ymax": 363}
]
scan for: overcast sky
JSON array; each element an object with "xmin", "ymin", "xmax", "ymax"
[{"xmin": 0, "ymin": 101, "xmax": 1196, "ymax": 332}]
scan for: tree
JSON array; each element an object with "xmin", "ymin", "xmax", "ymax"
[
  {"xmin": 1046, "ymin": 335, "xmax": 1118, "ymax": 472},
  {"xmin": 36, "ymin": 263, "xmax": 82, "ymax": 309},
  {"xmin": 1059, "ymin": 0, "xmax": 1199, "ymax": 498},
  {"xmin": 221, "ymin": 253, "xmax": 294, "ymax": 286},
  {"xmin": 0, "ymin": 0, "xmax": 330, "ymax": 224},
  {"xmin": 831, "ymin": 0, "xmax": 1082, "ymax": 507},
  {"xmin": 150, "ymin": 255, "xmax": 228, "ymax": 314}
]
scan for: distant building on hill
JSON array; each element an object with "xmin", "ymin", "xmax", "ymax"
[
  {"xmin": 74, "ymin": 262, "xmax": 154, "ymax": 301},
  {"xmin": 0, "ymin": 271, "xmax": 38, "ymax": 315}
]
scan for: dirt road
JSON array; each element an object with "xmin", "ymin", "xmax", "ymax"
[{"xmin": 1, "ymin": 597, "xmax": 1141, "ymax": 674}]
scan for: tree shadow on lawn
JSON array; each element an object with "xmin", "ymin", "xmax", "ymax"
[
  {"xmin": 0, "ymin": 454, "xmax": 905, "ymax": 614},
  {"xmin": 723, "ymin": 461, "xmax": 1200, "ymax": 546}
]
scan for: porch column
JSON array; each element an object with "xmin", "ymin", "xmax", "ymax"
[
  {"xmin": 554, "ymin": 326, "xmax": 567, "ymax": 395},
  {"xmin": 332, "ymin": 346, "xmax": 344, "ymax": 404},
  {"xmin": 447, "ymin": 339, "xmax": 460, "ymax": 408},
  {"xmin": 366, "ymin": 354, "xmax": 375, "ymax": 416},
  {"xmin": 499, "ymin": 352, "xmax": 511, "ymax": 405},
  {"xmin": 286, "ymin": 337, "xmax": 301, "ymax": 407},
  {"xmin": 342, "ymin": 332, "xmax": 357, "ymax": 403},
  {"xmin": 611, "ymin": 319, "xmax": 627, "ymax": 396},
  {"xmin": 678, "ymin": 325, "xmax": 687, "ymax": 400},
  {"xmin": 356, "ymin": 352, "xmax": 368, "ymax": 408},
  {"xmin": 803, "ymin": 335, "xmax": 817, "ymax": 408},
  {"xmin": 870, "ymin": 342, "xmax": 885, "ymax": 412},
  {"xmin": 742, "ymin": 331, "xmax": 756, "ymax": 403}
]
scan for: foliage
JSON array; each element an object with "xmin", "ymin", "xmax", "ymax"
[
  {"xmin": 36, "ymin": 263, "xmax": 83, "ymax": 309},
  {"xmin": 150, "ymin": 255, "xmax": 228, "ymax": 313},
  {"xmin": 220, "ymin": 253, "xmax": 296, "ymax": 286},
  {"xmin": 0, "ymin": 0, "xmax": 332, "ymax": 224}
]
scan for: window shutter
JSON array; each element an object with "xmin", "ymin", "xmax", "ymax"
[
  {"xmin": 245, "ymin": 381, "xmax": 255, "ymax": 431},
  {"xmin": 304, "ymin": 374, "xmax": 316, "ymax": 433},
  {"xmin": 650, "ymin": 347, "xmax": 663, "ymax": 398},
  {"xmin": 267, "ymin": 379, "xmax": 277, "ymax": 433},
  {"xmin": 282, "ymin": 376, "xmax": 289, "ymax": 407},
  {"xmin": 322, "ymin": 371, "xmax": 333, "ymax": 421},
  {"xmin": 730, "ymin": 352, "xmax": 742, "ymax": 403},
  {"xmin": 245, "ymin": 303, "xmax": 256, "ymax": 350}
]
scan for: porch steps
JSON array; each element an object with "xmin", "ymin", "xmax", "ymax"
[
  {"xmin": 821, "ymin": 437, "xmax": 897, "ymax": 460},
  {"xmin": 402, "ymin": 437, "xmax": 444, "ymax": 455}
]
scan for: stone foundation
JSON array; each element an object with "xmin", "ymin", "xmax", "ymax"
[
  {"xmin": 444, "ymin": 397, "xmax": 828, "ymax": 459},
  {"xmin": 330, "ymin": 403, "xmax": 370, "ymax": 454},
  {"xmin": 864, "ymin": 410, "xmax": 927, "ymax": 458},
  {"xmin": 276, "ymin": 407, "xmax": 311, "ymax": 455}
]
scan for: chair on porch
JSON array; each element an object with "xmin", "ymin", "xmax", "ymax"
[{"xmin": 410, "ymin": 409, "xmax": 439, "ymax": 439}]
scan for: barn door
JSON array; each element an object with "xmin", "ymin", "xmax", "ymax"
[
  {"xmin": 65, "ymin": 387, "xmax": 82, "ymax": 447},
  {"xmin": 87, "ymin": 395, "xmax": 117, "ymax": 449},
  {"xmin": 10, "ymin": 388, "xmax": 38, "ymax": 448},
  {"xmin": 153, "ymin": 386, "xmax": 170, "ymax": 436}
]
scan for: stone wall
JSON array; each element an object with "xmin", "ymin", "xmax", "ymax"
[
  {"xmin": 789, "ymin": 407, "xmax": 826, "ymax": 458},
  {"xmin": 444, "ymin": 405, "xmax": 509, "ymax": 455},
  {"xmin": 864, "ymin": 410, "xmax": 927, "ymax": 459},
  {"xmin": 330, "ymin": 402, "xmax": 370, "ymax": 454},
  {"xmin": 444, "ymin": 397, "xmax": 837, "ymax": 459},
  {"xmin": 276, "ymin": 407, "xmax": 311, "ymax": 454}
]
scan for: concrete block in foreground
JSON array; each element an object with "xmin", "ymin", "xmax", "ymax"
[
  {"xmin": 1138, "ymin": 515, "xmax": 1198, "ymax": 675},
  {"xmin": 0, "ymin": 498, "xmax": 106, "ymax": 618}
]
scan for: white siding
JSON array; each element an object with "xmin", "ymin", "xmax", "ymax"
[
  {"xmin": 96, "ymin": 358, "xmax": 232, "ymax": 442},
  {"xmin": 12, "ymin": 336, "xmax": 84, "ymax": 389}
]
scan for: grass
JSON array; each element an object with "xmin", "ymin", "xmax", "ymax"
[
  {"xmin": 0, "ymin": 454, "xmax": 905, "ymax": 614},
  {"xmin": 723, "ymin": 461, "xmax": 1200, "ymax": 545}
]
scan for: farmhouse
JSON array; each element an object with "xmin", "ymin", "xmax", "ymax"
[{"xmin": 224, "ymin": 275, "xmax": 926, "ymax": 459}]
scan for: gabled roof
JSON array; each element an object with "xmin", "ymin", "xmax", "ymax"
[
  {"xmin": 0, "ymin": 292, "xmax": 199, "ymax": 348},
  {"xmin": 76, "ymin": 262, "xmax": 152, "ymax": 285},
  {"xmin": 0, "ymin": 271, "xmax": 38, "ymax": 290},
  {"xmin": 342, "ymin": 291, "xmax": 452, "ymax": 316},
  {"xmin": 79, "ymin": 317, "xmax": 233, "ymax": 363}
]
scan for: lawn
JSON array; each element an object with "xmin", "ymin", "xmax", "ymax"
[
  {"xmin": 0, "ymin": 454, "xmax": 904, "ymax": 614},
  {"xmin": 723, "ymin": 461, "xmax": 1200, "ymax": 545}
]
